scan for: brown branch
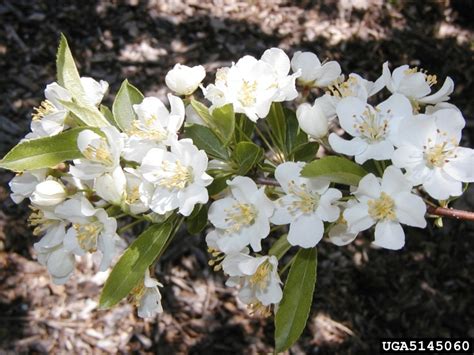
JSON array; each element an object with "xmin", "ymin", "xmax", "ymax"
[
  {"xmin": 256, "ymin": 177, "xmax": 474, "ymax": 222},
  {"xmin": 427, "ymin": 206, "xmax": 474, "ymax": 222}
]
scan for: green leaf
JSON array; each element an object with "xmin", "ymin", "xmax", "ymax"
[
  {"xmin": 301, "ymin": 156, "xmax": 368, "ymax": 186},
  {"xmin": 211, "ymin": 104, "xmax": 235, "ymax": 145},
  {"xmin": 186, "ymin": 204, "xmax": 208, "ymax": 235},
  {"xmin": 285, "ymin": 108, "xmax": 307, "ymax": 156},
  {"xmin": 99, "ymin": 222, "xmax": 174, "ymax": 309},
  {"xmin": 184, "ymin": 124, "xmax": 229, "ymax": 161},
  {"xmin": 275, "ymin": 247, "xmax": 317, "ymax": 353},
  {"xmin": 292, "ymin": 142, "xmax": 319, "ymax": 163},
  {"xmin": 56, "ymin": 34, "xmax": 85, "ymax": 103},
  {"xmin": 207, "ymin": 175, "xmax": 229, "ymax": 196},
  {"xmin": 60, "ymin": 100, "xmax": 109, "ymax": 127},
  {"xmin": 0, "ymin": 127, "xmax": 100, "ymax": 172},
  {"xmin": 190, "ymin": 99, "xmax": 213, "ymax": 126},
  {"xmin": 234, "ymin": 113, "xmax": 255, "ymax": 142},
  {"xmin": 112, "ymin": 79, "xmax": 144, "ymax": 131},
  {"xmin": 266, "ymin": 102, "xmax": 287, "ymax": 153},
  {"xmin": 232, "ymin": 141, "xmax": 263, "ymax": 175},
  {"xmin": 268, "ymin": 234, "xmax": 291, "ymax": 260},
  {"xmin": 190, "ymin": 100, "xmax": 235, "ymax": 145},
  {"xmin": 100, "ymin": 104, "xmax": 118, "ymax": 127}
]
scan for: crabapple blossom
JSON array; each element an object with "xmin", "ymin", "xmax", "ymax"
[
  {"xmin": 79, "ymin": 77, "xmax": 109, "ymax": 107},
  {"xmin": 207, "ymin": 176, "xmax": 274, "ymax": 253},
  {"xmin": 296, "ymin": 98, "xmax": 330, "ymax": 139},
  {"xmin": 30, "ymin": 178, "xmax": 68, "ymax": 207},
  {"xmin": 55, "ymin": 195, "xmax": 119, "ymax": 271},
  {"xmin": 9, "ymin": 169, "xmax": 47, "ymax": 203},
  {"xmin": 382, "ymin": 62, "xmax": 454, "ymax": 110},
  {"xmin": 344, "ymin": 166, "xmax": 426, "ymax": 250},
  {"xmin": 123, "ymin": 95, "xmax": 185, "ymax": 163},
  {"xmin": 204, "ymin": 49, "xmax": 298, "ymax": 121},
  {"xmin": 271, "ymin": 162, "xmax": 341, "ymax": 248},
  {"xmin": 129, "ymin": 270, "xmax": 164, "ymax": 318},
  {"xmin": 392, "ymin": 108, "xmax": 474, "ymax": 200},
  {"xmin": 165, "ymin": 63, "xmax": 206, "ymax": 96},
  {"xmin": 290, "ymin": 51, "xmax": 341, "ymax": 88},
  {"xmin": 70, "ymin": 126, "xmax": 124, "ymax": 180},
  {"xmin": 26, "ymin": 83, "xmax": 72, "ymax": 139},
  {"xmin": 139, "ymin": 139, "xmax": 212, "ymax": 216},
  {"xmin": 329, "ymin": 93, "xmax": 412, "ymax": 164},
  {"xmin": 327, "ymin": 201, "xmax": 358, "ymax": 246},
  {"xmin": 222, "ymin": 252, "xmax": 282, "ymax": 306}
]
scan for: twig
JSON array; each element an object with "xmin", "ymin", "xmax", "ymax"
[
  {"xmin": 256, "ymin": 176, "xmax": 474, "ymax": 222},
  {"xmin": 256, "ymin": 177, "xmax": 280, "ymax": 186},
  {"xmin": 427, "ymin": 206, "xmax": 474, "ymax": 222}
]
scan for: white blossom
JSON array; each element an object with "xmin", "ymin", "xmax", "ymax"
[
  {"xmin": 382, "ymin": 62, "xmax": 454, "ymax": 109},
  {"xmin": 9, "ymin": 169, "xmax": 47, "ymax": 204},
  {"xmin": 296, "ymin": 99, "xmax": 330, "ymax": 139},
  {"xmin": 392, "ymin": 109, "xmax": 473, "ymax": 200},
  {"xmin": 139, "ymin": 139, "xmax": 212, "ymax": 216},
  {"xmin": 207, "ymin": 176, "xmax": 274, "ymax": 253},
  {"xmin": 329, "ymin": 93, "xmax": 412, "ymax": 164},
  {"xmin": 35, "ymin": 244, "xmax": 76, "ymax": 285},
  {"xmin": 55, "ymin": 195, "xmax": 119, "ymax": 271},
  {"xmin": 344, "ymin": 166, "xmax": 426, "ymax": 250},
  {"xmin": 165, "ymin": 63, "xmax": 206, "ymax": 96},
  {"xmin": 122, "ymin": 95, "xmax": 185, "ymax": 163},
  {"xmin": 203, "ymin": 49, "xmax": 298, "ymax": 122},
  {"xmin": 222, "ymin": 252, "xmax": 282, "ymax": 306},
  {"xmin": 26, "ymin": 83, "xmax": 72, "ymax": 139},
  {"xmin": 290, "ymin": 51, "xmax": 341, "ymax": 88},
  {"xmin": 327, "ymin": 201, "xmax": 358, "ymax": 246},
  {"xmin": 30, "ymin": 178, "xmax": 68, "ymax": 207},
  {"xmin": 130, "ymin": 270, "xmax": 164, "ymax": 318},
  {"xmin": 80, "ymin": 77, "xmax": 109, "ymax": 107},
  {"xmin": 271, "ymin": 162, "xmax": 341, "ymax": 248},
  {"xmin": 70, "ymin": 126, "xmax": 124, "ymax": 180},
  {"xmin": 260, "ymin": 48, "xmax": 300, "ymax": 102}
]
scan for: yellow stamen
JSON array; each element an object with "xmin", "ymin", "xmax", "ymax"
[
  {"xmin": 249, "ymin": 260, "xmax": 271, "ymax": 289},
  {"xmin": 367, "ymin": 192, "xmax": 396, "ymax": 221},
  {"xmin": 128, "ymin": 280, "xmax": 146, "ymax": 306},
  {"xmin": 224, "ymin": 203, "xmax": 257, "ymax": 233},
  {"xmin": 158, "ymin": 161, "xmax": 194, "ymax": 190},
  {"xmin": 82, "ymin": 139, "xmax": 114, "ymax": 165},
  {"xmin": 325, "ymin": 76, "xmax": 357, "ymax": 98},
  {"xmin": 127, "ymin": 116, "xmax": 168, "ymax": 141},
  {"xmin": 286, "ymin": 180, "xmax": 320, "ymax": 214},
  {"xmin": 126, "ymin": 186, "xmax": 141, "ymax": 204},
  {"xmin": 32, "ymin": 100, "xmax": 56, "ymax": 121},
  {"xmin": 249, "ymin": 301, "xmax": 272, "ymax": 317},
  {"xmin": 352, "ymin": 107, "xmax": 389, "ymax": 142},
  {"xmin": 424, "ymin": 141, "xmax": 457, "ymax": 168},
  {"xmin": 28, "ymin": 206, "xmax": 54, "ymax": 236},
  {"xmin": 239, "ymin": 80, "xmax": 258, "ymax": 107},
  {"xmin": 73, "ymin": 222, "xmax": 102, "ymax": 252}
]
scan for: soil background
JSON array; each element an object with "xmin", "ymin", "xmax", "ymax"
[{"xmin": 0, "ymin": 1, "xmax": 473, "ymax": 354}]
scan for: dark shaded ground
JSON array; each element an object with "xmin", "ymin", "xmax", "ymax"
[{"xmin": 0, "ymin": 0, "xmax": 473, "ymax": 353}]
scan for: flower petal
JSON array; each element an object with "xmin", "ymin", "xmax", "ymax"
[
  {"xmin": 287, "ymin": 214, "xmax": 324, "ymax": 248},
  {"xmin": 373, "ymin": 220, "xmax": 405, "ymax": 250}
]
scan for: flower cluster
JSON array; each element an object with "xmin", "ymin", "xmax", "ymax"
[{"xmin": 2, "ymin": 37, "xmax": 472, "ymax": 347}]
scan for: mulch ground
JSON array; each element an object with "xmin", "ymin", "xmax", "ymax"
[{"xmin": 0, "ymin": 1, "xmax": 473, "ymax": 353}]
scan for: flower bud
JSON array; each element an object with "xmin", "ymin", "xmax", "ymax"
[
  {"xmin": 165, "ymin": 64, "xmax": 206, "ymax": 96},
  {"xmin": 296, "ymin": 102, "xmax": 329, "ymax": 139},
  {"xmin": 31, "ymin": 180, "xmax": 67, "ymax": 207}
]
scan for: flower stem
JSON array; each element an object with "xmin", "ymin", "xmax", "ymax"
[
  {"xmin": 254, "ymin": 125, "xmax": 282, "ymax": 163},
  {"xmin": 279, "ymin": 254, "xmax": 296, "ymax": 276},
  {"xmin": 117, "ymin": 219, "xmax": 144, "ymax": 234}
]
